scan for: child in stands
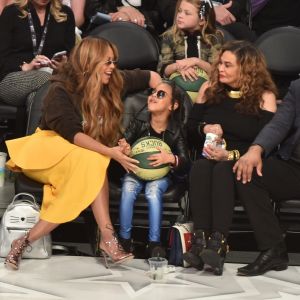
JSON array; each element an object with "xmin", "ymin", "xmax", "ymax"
[
  {"xmin": 118, "ymin": 81, "xmax": 190, "ymax": 258},
  {"xmin": 158, "ymin": 0, "xmax": 222, "ymax": 101}
]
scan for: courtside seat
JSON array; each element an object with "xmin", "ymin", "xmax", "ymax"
[
  {"xmin": 88, "ymin": 21, "xmax": 160, "ymax": 71},
  {"xmin": 255, "ymin": 26, "xmax": 300, "ymax": 98}
]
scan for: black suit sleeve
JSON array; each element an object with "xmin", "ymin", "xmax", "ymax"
[{"xmin": 254, "ymin": 81, "xmax": 298, "ymax": 155}]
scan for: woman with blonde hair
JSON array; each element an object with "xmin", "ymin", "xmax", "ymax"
[
  {"xmin": 0, "ymin": 0, "xmax": 75, "ymax": 112},
  {"xmin": 184, "ymin": 40, "xmax": 277, "ymax": 276},
  {"xmin": 4, "ymin": 36, "xmax": 160, "ymax": 270},
  {"xmin": 158, "ymin": 0, "xmax": 222, "ymax": 101}
]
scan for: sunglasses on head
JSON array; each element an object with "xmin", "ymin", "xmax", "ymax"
[
  {"xmin": 104, "ymin": 59, "xmax": 118, "ymax": 66},
  {"xmin": 151, "ymin": 89, "xmax": 167, "ymax": 99}
]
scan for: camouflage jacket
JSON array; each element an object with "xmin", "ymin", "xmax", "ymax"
[{"xmin": 158, "ymin": 29, "xmax": 223, "ymax": 76}]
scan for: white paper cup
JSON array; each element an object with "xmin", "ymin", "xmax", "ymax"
[{"xmin": 0, "ymin": 152, "xmax": 7, "ymax": 187}]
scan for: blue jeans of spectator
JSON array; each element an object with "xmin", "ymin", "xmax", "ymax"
[{"xmin": 119, "ymin": 173, "xmax": 170, "ymax": 242}]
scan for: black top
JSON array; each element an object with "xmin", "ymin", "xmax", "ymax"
[
  {"xmin": 187, "ymin": 97, "xmax": 274, "ymax": 155},
  {"xmin": 0, "ymin": 4, "xmax": 75, "ymax": 81},
  {"xmin": 253, "ymin": 0, "xmax": 300, "ymax": 36},
  {"xmin": 84, "ymin": 0, "xmax": 176, "ymax": 34}
]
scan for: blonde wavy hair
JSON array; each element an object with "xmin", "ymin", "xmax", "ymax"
[
  {"xmin": 170, "ymin": 0, "xmax": 220, "ymax": 46},
  {"xmin": 54, "ymin": 37, "xmax": 124, "ymax": 146},
  {"xmin": 206, "ymin": 40, "xmax": 278, "ymax": 115},
  {"xmin": 15, "ymin": 0, "xmax": 67, "ymax": 22}
]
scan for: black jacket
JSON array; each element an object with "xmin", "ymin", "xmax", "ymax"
[
  {"xmin": 124, "ymin": 111, "xmax": 190, "ymax": 176},
  {"xmin": 0, "ymin": 4, "xmax": 75, "ymax": 81}
]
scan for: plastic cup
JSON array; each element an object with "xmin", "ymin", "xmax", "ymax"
[
  {"xmin": 0, "ymin": 152, "xmax": 7, "ymax": 187},
  {"xmin": 148, "ymin": 257, "xmax": 168, "ymax": 280}
]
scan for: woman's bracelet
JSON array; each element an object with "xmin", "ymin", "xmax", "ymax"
[{"xmin": 227, "ymin": 150, "xmax": 240, "ymax": 161}]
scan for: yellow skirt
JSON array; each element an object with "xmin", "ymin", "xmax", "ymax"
[{"xmin": 6, "ymin": 129, "xmax": 110, "ymax": 224}]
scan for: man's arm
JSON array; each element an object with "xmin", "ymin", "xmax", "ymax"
[
  {"xmin": 233, "ymin": 79, "xmax": 300, "ymax": 182},
  {"xmin": 253, "ymin": 81, "xmax": 297, "ymax": 156}
]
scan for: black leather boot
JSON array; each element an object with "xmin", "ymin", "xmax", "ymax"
[
  {"xmin": 118, "ymin": 237, "xmax": 134, "ymax": 253},
  {"xmin": 147, "ymin": 241, "xmax": 166, "ymax": 258},
  {"xmin": 237, "ymin": 241, "xmax": 289, "ymax": 276},
  {"xmin": 200, "ymin": 231, "xmax": 229, "ymax": 276},
  {"xmin": 182, "ymin": 229, "xmax": 206, "ymax": 270}
]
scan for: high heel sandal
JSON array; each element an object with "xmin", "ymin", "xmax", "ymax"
[
  {"xmin": 99, "ymin": 227, "xmax": 134, "ymax": 268},
  {"xmin": 5, "ymin": 232, "xmax": 31, "ymax": 270}
]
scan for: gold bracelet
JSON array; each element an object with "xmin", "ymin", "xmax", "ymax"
[
  {"xmin": 227, "ymin": 151, "xmax": 234, "ymax": 161},
  {"xmin": 233, "ymin": 150, "xmax": 240, "ymax": 160}
]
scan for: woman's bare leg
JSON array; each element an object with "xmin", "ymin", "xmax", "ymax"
[
  {"xmin": 91, "ymin": 175, "xmax": 133, "ymax": 263},
  {"xmin": 27, "ymin": 220, "xmax": 59, "ymax": 243}
]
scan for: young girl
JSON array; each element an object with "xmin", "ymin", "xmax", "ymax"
[
  {"xmin": 118, "ymin": 81, "xmax": 190, "ymax": 257},
  {"xmin": 158, "ymin": 0, "xmax": 222, "ymax": 101}
]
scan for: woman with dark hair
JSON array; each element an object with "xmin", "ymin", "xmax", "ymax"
[
  {"xmin": 184, "ymin": 40, "xmax": 277, "ymax": 275},
  {"xmin": 0, "ymin": 0, "xmax": 75, "ymax": 109},
  {"xmin": 118, "ymin": 81, "xmax": 190, "ymax": 257},
  {"xmin": 4, "ymin": 36, "xmax": 160, "ymax": 271}
]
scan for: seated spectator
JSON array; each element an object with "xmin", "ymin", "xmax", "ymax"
[
  {"xmin": 252, "ymin": 0, "xmax": 300, "ymax": 37},
  {"xmin": 233, "ymin": 78, "xmax": 300, "ymax": 276},
  {"xmin": 83, "ymin": 0, "xmax": 177, "ymax": 36},
  {"xmin": 184, "ymin": 40, "xmax": 277, "ymax": 276},
  {"xmin": 118, "ymin": 81, "xmax": 190, "ymax": 258},
  {"xmin": 0, "ymin": 0, "xmax": 75, "ymax": 111},
  {"xmin": 212, "ymin": 0, "xmax": 256, "ymax": 41},
  {"xmin": 0, "ymin": 0, "xmax": 12, "ymax": 15},
  {"xmin": 158, "ymin": 0, "xmax": 222, "ymax": 102},
  {"xmin": 4, "ymin": 36, "xmax": 161, "ymax": 271}
]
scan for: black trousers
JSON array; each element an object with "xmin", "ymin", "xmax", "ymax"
[
  {"xmin": 189, "ymin": 159, "xmax": 235, "ymax": 237},
  {"xmin": 236, "ymin": 156, "xmax": 300, "ymax": 250}
]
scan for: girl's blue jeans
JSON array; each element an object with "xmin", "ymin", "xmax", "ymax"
[{"xmin": 119, "ymin": 173, "xmax": 170, "ymax": 242}]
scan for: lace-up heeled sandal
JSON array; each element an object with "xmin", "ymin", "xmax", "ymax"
[
  {"xmin": 5, "ymin": 232, "xmax": 31, "ymax": 270},
  {"xmin": 99, "ymin": 225, "xmax": 134, "ymax": 268}
]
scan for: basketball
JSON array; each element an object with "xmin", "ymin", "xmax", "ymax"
[
  {"xmin": 130, "ymin": 136, "xmax": 171, "ymax": 181},
  {"xmin": 170, "ymin": 67, "xmax": 208, "ymax": 102}
]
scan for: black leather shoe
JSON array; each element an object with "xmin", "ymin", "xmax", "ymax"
[
  {"xmin": 200, "ymin": 231, "xmax": 229, "ymax": 276},
  {"xmin": 182, "ymin": 229, "xmax": 206, "ymax": 270},
  {"xmin": 237, "ymin": 242, "xmax": 289, "ymax": 276}
]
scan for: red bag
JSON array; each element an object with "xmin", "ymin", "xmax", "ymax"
[{"xmin": 168, "ymin": 222, "xmax": 193, "ymax": 267}]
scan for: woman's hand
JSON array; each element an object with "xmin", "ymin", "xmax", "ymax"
[
  {"xmin": 148, "ymin": 147, "xmax": 173, "ymax": 167},
  {"xmin": 49, "ymin": 55, "xmax": 67, "ymax": 70},
  {"xmin": 118, "ymin": 138, "xmax": 131, "ymax": 156},
  {"xmin": 117, "ymin": 6, "xmax": 145, "ymax": 26},
  {"xmin": 203, "ymin": 124, "xmax": 223, "ymax": 138},
  {"xmin": 21, "ymin": 55, "xmax": 51, "ymax": 71},
  {"xmin": 110, "ymin": 146, "xmax": 139, "ymax": 173},
  {"xmin": 203, "ymin": 145, "xmax": 228, "ymax": 161},
  {"xmin": 110, "ymin": 11, "xmax": 130, "ymax": 22}
]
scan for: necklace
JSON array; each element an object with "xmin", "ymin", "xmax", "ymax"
[{"xmin": 227, "ymin": 90, "xmax": 242, "ymax": 99}]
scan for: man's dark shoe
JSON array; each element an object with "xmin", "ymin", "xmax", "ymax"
[
  {"xmin": 200, "ymin": 231, "xmax": 229, "ymax": 276},
  {"xmin": 182, "ymin": 229, "xmax": 206, "ymax": 270},
  {"xmin": 237, "ymin": 241, "xmax": 289, "ymax": 276}
]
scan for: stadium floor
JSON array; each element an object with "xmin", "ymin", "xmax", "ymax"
[{"xmin": 0, "ymin": 256, "xmax": 300, "ymax": 300}]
